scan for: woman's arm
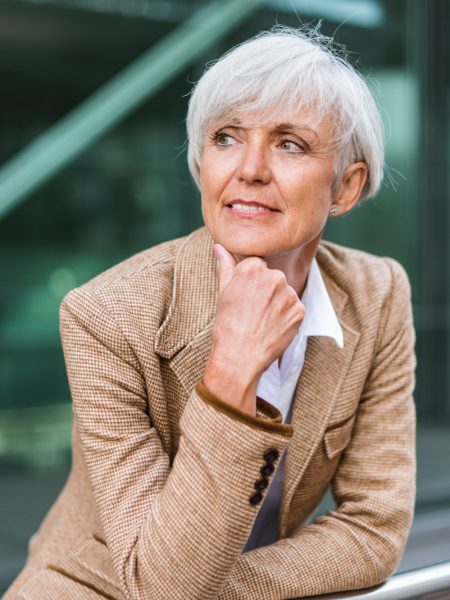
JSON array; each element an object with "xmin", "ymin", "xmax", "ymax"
[
  {"xmin": 218, "ymin": 259, "xmax": 416, "ymax": 599},
  {"xmin": 60, "ymin": 286, "xmax": 292, "ymax": 600}
]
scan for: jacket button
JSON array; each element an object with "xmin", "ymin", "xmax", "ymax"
[
  {"xmin": 260, "ymin": 463, "xmax": 275, "ymax": 478},
  {"xmin": 263, "ymin": 448, "xmax": 280, "ymax": 463},
  {"xmin": 249, "ymin": 491, "xmax": 263, "ymax": 505},
  {"xmin": 254, "ymin": 478, "xmax": 269, "ymax": 491}
]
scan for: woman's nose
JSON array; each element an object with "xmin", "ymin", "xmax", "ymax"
[{"xmin": 235, "ymin": 144, "xmax": 272, "ymax": 185}]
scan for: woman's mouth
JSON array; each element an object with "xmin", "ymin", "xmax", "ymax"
[{"xmin": 226, "ymin": 200, "xmax": 279, "ymax": 217}]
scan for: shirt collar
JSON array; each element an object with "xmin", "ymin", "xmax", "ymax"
[{"xmin": 299, "ymin": 258, "xmax": 344, "ymax": 348}]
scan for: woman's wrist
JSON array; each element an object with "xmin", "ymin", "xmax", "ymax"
[{"xmin": 203, "ymin": 353, "xmax": 259, "ymax": 416}]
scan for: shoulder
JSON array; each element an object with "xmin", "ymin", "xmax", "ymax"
[
  {"xmin": 80, "ymin": 234, "xmax": 185, "ymax": 293},
  {"xmin": 318, "ymin": 239, "xmax": 411, "ymax": 300},
  {"xmin": 61, "ymin": 233, "xmax": 191, "ymax": 328},
  {"xmin": 317, "ymin": 240, "xmax": 413, "ymax": 333}
]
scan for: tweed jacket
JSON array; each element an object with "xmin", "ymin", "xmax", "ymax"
[{"xmin": 5, "ymin": 227, "xmax": 416, "ymax": 600}]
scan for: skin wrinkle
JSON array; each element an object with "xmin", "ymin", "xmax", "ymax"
[
  {"xmin": 207, "ymin": 116, "xmax": 333, "ymax": 158},
  {"xmin": 199, "ymin": 110, "xmax": 367, "ymax": 297},
  {"xmin": 204, "ymin": 105, "xmax": 343, "ymax": 155}
]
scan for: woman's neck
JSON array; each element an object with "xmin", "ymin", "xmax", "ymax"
[{"xmin": 235, "ymin": 234, "xmax": 322, "ymax": 298}]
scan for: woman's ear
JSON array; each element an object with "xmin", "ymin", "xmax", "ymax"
[{"xmin": 331, "ymin": 162, "xmax": 368, "ymax": 216}]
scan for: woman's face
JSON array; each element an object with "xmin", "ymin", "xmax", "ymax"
[{"xmin": 199, "ymin": 111, "xmax": 341, "ymax": 261}]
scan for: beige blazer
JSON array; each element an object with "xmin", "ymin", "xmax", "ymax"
[{"xmin": 5, "ymin": 227, "xmax": 416, "ymax": 600}]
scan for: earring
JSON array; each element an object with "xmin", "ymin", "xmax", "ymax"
[{"xmin": 329, "ymin": 205, "xmax": 339, "ymax": 216}]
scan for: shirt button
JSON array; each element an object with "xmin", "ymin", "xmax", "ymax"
[
  {"xmin": 260, "ymin": 463, "xmax": 275, "ymax": 478},
  {"xmin": 254, "ymin": 478, "xmax": 269, "ymax": 491},
  {"xmin": 249, "ymin": 491, "xmax": 263, "ymax": 506},
  {"xmin": 263, "ymin": 448, "xmax": 280, "ymax": 463}
]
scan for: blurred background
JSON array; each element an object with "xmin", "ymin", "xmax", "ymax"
[{"xmin": 1, "ymin": 0, "xmax": 450, "ymax": 594}]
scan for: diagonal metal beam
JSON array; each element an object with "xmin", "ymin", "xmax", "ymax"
[{"xmin": 0, "ymin": 0, "xmax": 263, "ymax": 219}]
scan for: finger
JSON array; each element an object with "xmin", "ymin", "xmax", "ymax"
[{"xmin": 213, "ymin": 243, "xmax": 237, "ymax": 294}]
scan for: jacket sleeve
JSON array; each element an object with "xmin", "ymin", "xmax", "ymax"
[
  {"xmin": 59, "ymin": 287, "xmax": 293, "ymax": 600},
  {"xmin": 218, "ymin": 259, "xmax": 416, "ymax": 599}
]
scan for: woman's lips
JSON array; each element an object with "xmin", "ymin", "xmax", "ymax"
[{"xmin": 226, "ymin": 200, "xmax": 279, "ymax": 217}]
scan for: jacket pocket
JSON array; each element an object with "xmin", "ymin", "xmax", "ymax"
[{"xmin": 324, "ymin": 414, "xmax": 356, "ymax": 459}]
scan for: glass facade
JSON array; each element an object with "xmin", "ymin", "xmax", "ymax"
[{"xmin": 1, "ymin": 0, "xmax": 449, "ymax": 592}]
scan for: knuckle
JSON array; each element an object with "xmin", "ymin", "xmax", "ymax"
[
  {"xmin": 297, "ymin": 299, "xmax": 305, "ymax": 314},
  {"xmin": 271, "ymin": 270, "xmax": 286, "ymax": 286},
  {"xmin": 285, "ymin": 298, "xmax": 304, "ymax": 324},
  {"xmin": 236, "ymin": 261, "xmax": 250, "ymax": 276},
  {"xmin": 283, "ymin": 287, "xmax": 301, "ymax": 310},
  {"xmin": 252, "ymin": 257, "xmax": 267, "ymax": 270},
  {"xmin": 238, "ymin": 257, "xmax": 266, "ymax": 274},
  {"xmin": 295, "ymin": 302, "xmax": 305, "ymax": 322},
  {"xmin": 286, "ymin": 286, "xmax": 299, "ymax": 302}
]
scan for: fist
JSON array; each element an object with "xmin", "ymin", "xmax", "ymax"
[{"xmin": 203, "ymin": 243, "xmax": 305, "ymax": 415}]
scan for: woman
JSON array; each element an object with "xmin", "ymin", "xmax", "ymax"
[{"xmin": 5, "ymin": 26, "xmax": 415, "ymax": 600}]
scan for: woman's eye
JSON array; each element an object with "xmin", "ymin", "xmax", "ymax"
[
  {"xmin": 279, "ymin": 139, "xmax": 304, "ymax": 153},
  {"xmin": 215, "ymin": 132, "xmax": 235, "ymax": 147}
]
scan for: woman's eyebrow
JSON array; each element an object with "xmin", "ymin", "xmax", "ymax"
[
  {"xmin": 227, "ymin": 118, "xmax": 319, "ymax": 139},
  {"xmin": 272, "ymin": 123, "xmax": 319, "ymax": 139},
  {"xmin": 215, "ymin": 117, "xmax": 320, "ymax": 141}
]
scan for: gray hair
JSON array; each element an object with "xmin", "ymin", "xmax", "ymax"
[{"xmin": 186, "ymin": 25, "xmax": 384, "ymax": 201}]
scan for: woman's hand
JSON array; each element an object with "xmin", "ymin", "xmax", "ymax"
[{"xmin": 203, "ymin": 243, "xmax": 305, "ymax": 416}]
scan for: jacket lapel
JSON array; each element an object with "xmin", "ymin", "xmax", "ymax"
[
  {"xmin": 154, "ymin": 228, "xmax": 218, "ymax": 395},
  {"xmin": 281, "ymin": 250, "xmax": 360, "ymax": 526}
]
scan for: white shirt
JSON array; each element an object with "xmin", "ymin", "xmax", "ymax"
[{"xmin": 243, "ymin": 258, "xmax": 344, "ymax": 552}]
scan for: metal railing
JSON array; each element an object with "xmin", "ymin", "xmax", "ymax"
[{"xmin": 305, "ymin": 562, "xmax": 450, "ymax": 599}]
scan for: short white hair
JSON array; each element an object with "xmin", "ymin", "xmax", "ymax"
[{"xmin": 186, "ymin": 25, "xmax": 384, "ymax": 200}]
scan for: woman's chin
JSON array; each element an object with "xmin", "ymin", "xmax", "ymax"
[
  {"xmin": 213, "ymin": 230, "xmax": 274, "ymax": 259},
  {"xmin": 222, "ymin": 242, "xmax": 272, "ymax": 260}
]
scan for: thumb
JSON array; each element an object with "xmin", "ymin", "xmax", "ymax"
[{"xmin": 213, "ymin": 243, "xmax": 237, "ymax": 294}]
